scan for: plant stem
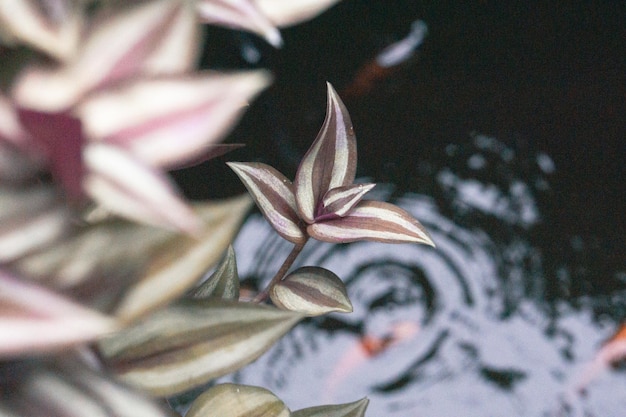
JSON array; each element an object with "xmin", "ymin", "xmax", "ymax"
[{"xmin": 253, "ymin": 239, "xmax": 308, "ymax": 303}]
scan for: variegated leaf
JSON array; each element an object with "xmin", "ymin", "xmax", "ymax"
[
  {"xmin": 79, "ymin": 71, "xmax": 271, "ymax": 169},
  {"xmin": 186, "ymin": 383, "xmax": 289, "ymax": 417},
  {"xmin": 294, "ymin": 83, "xmax": 357, "ymax": 224},
  {"xmin": 197, "ymin": 0, "xmax": 282, "ymax": 48},
  {"xmin": 0, "ymin": 185, "xmax": 71, "ymax": 263},
  {"xmin": 228, "ymin": 162, "xmax": 306, "ymax": 244},
  {"xmin": 0, "ymin": 271, "xmax": 116, "ymax": 357},
  {"xmin": 256, "ymin": 0, "xmax": 342, "ymax": 28},
  {"xmin": 12, "ymin": 0, "xmax": 198, "ymax": 112},
  {"xmin": 189, "ymin": 245, "xmax": 240, "ymax": 300},
  {"xmin": 270, "ymin": 266, "xmax": 352, "ymax": 316},
  {"xmin": 114, "ymin": 195, "xmax": 252, "ymax": 321},
  {"xmin": 292, "ymin": 398, "xmax": 369, "ymax": 417},
  {"xmin": 318, "ymin": 183, "xmax": 376, "ymax": 221},
  {"xmin": 307, "ymin": 201, "xmax": 435, "ymax": 245},
  {"xmin": 1, "ymin": 354, "xmax": 176, "ymax": 417},
  {"xmin": 100, "ymin": 299, "xmax": 303, "ymax": 396},
  {"xmin": 82, "ymin": 143, "xmax": 201, "ymax": 234},
  {"xmin": 0, "ymin": 0, "xmax": 84, "ymax": 61}
]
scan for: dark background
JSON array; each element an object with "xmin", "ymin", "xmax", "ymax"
[{"xmin": 175, "ymin": 1, "xmax": 625, "ymax": 316}]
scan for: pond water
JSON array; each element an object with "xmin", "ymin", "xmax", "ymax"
[
  {"xmin": 173, "ymin": 3, "xmax": 625, "ymax": 416},
  {"xmin": 218, "ymin": 134, "xmax": 625, "ymax": 417}
]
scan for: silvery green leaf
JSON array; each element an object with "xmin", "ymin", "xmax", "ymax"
[
  {"xmin": 270, "ymin": 266, "xmax": 352, "ymax": 316},
  {"xmin": 227, "ymin": 162, "xmax": 306, "ymax": 244},
  {"xmin": 0, "ymin": 354, "xmax": 175, "ymax": 417},
  {"xmin": 186, "ymin": 383, "xmax": 289, "ymax": 417},
  {"xmin": 189, "ymin": 245, "xmax": 239, "ymax": 300},
  {"xmin": 0, "ymin": 185, "xmax": 71, "ymax": 263},
  {"xmin": 295, "ymin": 83, "xmax": 356, "ymax": 224},
  {"xmin": 307, "ymin": 201, "xmax": 435, "ymax": 246},
  {"xmin": 100, "ymin": 299, "xmax": 303, "ymax": 396},
  {"xmin": 114, "ymin": 195, "xmax": 252, "ymax": 321},
  {"xmin": 292, "ymin": 398, "xmax": 369, "ymax": 417},
  {"xmin": 318, "ymin": 183, "xmax": 376, "ymax": 221}
]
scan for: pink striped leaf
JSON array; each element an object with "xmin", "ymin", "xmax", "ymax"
[
  {"xmin": 12, "ymin": 0, "xmax": 198, "ymax": 112},
  {"xmin": 0, "ymin": 270, "xmax": 116, "ymax": 357},
  {"xmin": 78, "ymin": 71, "xmax": 271, "ymax": 169},
  {"xmin": 83, "ymin": 143, "xmax": 200, "ymax": 235},
  {"xmin": 256, "ymin": 0, "xmax": 342, "ymax": 28},
  {"xmin": 294, "ymin": 83, "xmax": 357, "ymax": 224},
  {"xmin": 307, "ymin": 200, "xmax": 435, "ymax": 245},
  {"xmin": 0, "ymin": 0, "xmax": 84, "ymax": 61},
  {"xmin": 197, "ymin": 0, "xmax": 282, "ymax": 47},
  {"xmin": 227, "ymin": 162, "xmax": 306, "ymax": 244}
]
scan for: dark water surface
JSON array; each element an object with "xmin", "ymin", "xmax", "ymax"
[{"xmin": 173, "ymin": 2, "xmax": 625, "ymax": 416}]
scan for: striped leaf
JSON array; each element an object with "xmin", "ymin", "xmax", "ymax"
[
  {"xmin": 79, "ymin": 71, "xmax": 271, "ymax": 169},
  {"xmin": 100, "ymin": 299, "xmax": 303, "ymax": 396},
  {"xmin": 318, "ymin": 183, "xmax": 376, "ymax": 221},
  {"xmin": 186, "ymin": 383, "xmax": 289, "ymax": 417},
  {"xmin": 197, "ymin": 0, "xmax": 282, "ymax": 48},
  {"xmin": 292, "ymin": 398, "xmax": 369, "ymax": 417},
  {"xmin": 189, "ymin": 245, "xmax": 240, "ymax": 300},
  {"xmin": 0, "ymin": 271, "xmax": 116, "ymax": 358},
  {"xmin": 294, "ymin": 83, "xmax": 357, "ymax": 224},
  {"xmin": 12, "ymin": 0, "xmax": 198, "ymax": 112},
  {"xmin": 270, "ymin": 266, "xmax": 352, "ymax": 316},
  {"xmin": 83, "ymin": 143, "xmax": 200, "ymax": 234},
  {"xmin": 114, "ymin": 196, "xmax": 251, "ymax": 321},
  {"xmin": 227, "ymin": 162, "xmax": 306, "ymax": 244},
  {"xmin": 256, "ymin": 0, "xmax": 342, "ymax": 28},
  {"xmin": 307, "ymin": 201, "xmax": 435, "ymax": 245}
]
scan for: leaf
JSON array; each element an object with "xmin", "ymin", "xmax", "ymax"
[
  {"xmin": 114, "ymin": 195, "xmax": 252, "ymax": 321},
  {"xmin": 295, "ymin": 83, "xmax": 357, "ymax": 224},
  {"xmin": 197, "ymin": 0, "xmax": 282, "ymax": 48},
  {"xmin": 82, "ymin": 142, "xmax": 201, "ymax": 234},
  {"xmin": 0, "ymin": 355, "xmax": 176, "ymax": 417},
  {"xmin": 189, "ymin": 245, "xmax": 240, "ymax": 300},
  {"xmin": 270, "ymin": 266, "xmax": 352, "ymax": 316},
  {"xmin": 227, "ymin": 162, "xmax": 306, "ymax": 244},
  {"xmin": 0, "ymin": 185, "xmax": 71, "ymax": 263},
  {"xmin": 0, "ymin": 0, "xmax": 84, "ymax": 61},
  {"xmin": 79, "ymin": 71, "xmax": 271, "ymax": 169},
  {"xmin": 256, "ymin": 0, "xmax": 342, "ymax": 28},
  {"xmin": 12, "ymin": 0, "xmax": 198, "ymax": 112},
  {"xmin": 100, "ymin": 299, "xmax": 303, "ymax": 396},
  {"xmin": 0, "ymin": 271, "xmax": 116, "ymax": 358},
  {"xmin": 307, "ymin": 201, "xmax": 435, "ymax": 245},
  {"xmin": 292, "ymin": 398, "xmax": 369, "ymax": 417},
  {"xmin": 318, "ymin": 183, "xmax": 376, "ymax": 221},
  {"xmin": 186, "ymin": 383, "xmax": 290, "ymax": 417}
]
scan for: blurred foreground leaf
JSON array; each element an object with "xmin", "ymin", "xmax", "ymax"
[
  {"xmin": 292, "ymin": 397, "xmax": 369, "ymax": 417},
  {"xmin": 115, "ymin": 195, "xmax": 252, "ymax": 321},
  {"xmin": 270, "ymin": 266, "xmax": 352, "ymax": 316},
  {"xmin": 186, "ymin": 383, "xmax": 289, "ymax": 417},
  {"xmin": 100, "ymin": 299, "xmax": 303, "ymax": 396},
  {"xmin": 189, "ymin": 245, "xmax": 239, "ymax": 300},
  {"xmin": 0, "ymin": 354, "xmax": 176, "ymax": 417}
]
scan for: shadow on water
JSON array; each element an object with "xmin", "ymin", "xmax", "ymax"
[{"xmin": 172, "ymin": 2, "xmax": 625, "ymax": 415}]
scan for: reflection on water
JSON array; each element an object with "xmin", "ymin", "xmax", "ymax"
[{"xmin": 220, "ymin": 135, "xmax": 625, "ymax": 416}]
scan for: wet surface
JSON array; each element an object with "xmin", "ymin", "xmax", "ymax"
[{"xmin": 172, "ymin": 2, "xmax": 625, "ymax": 416}]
